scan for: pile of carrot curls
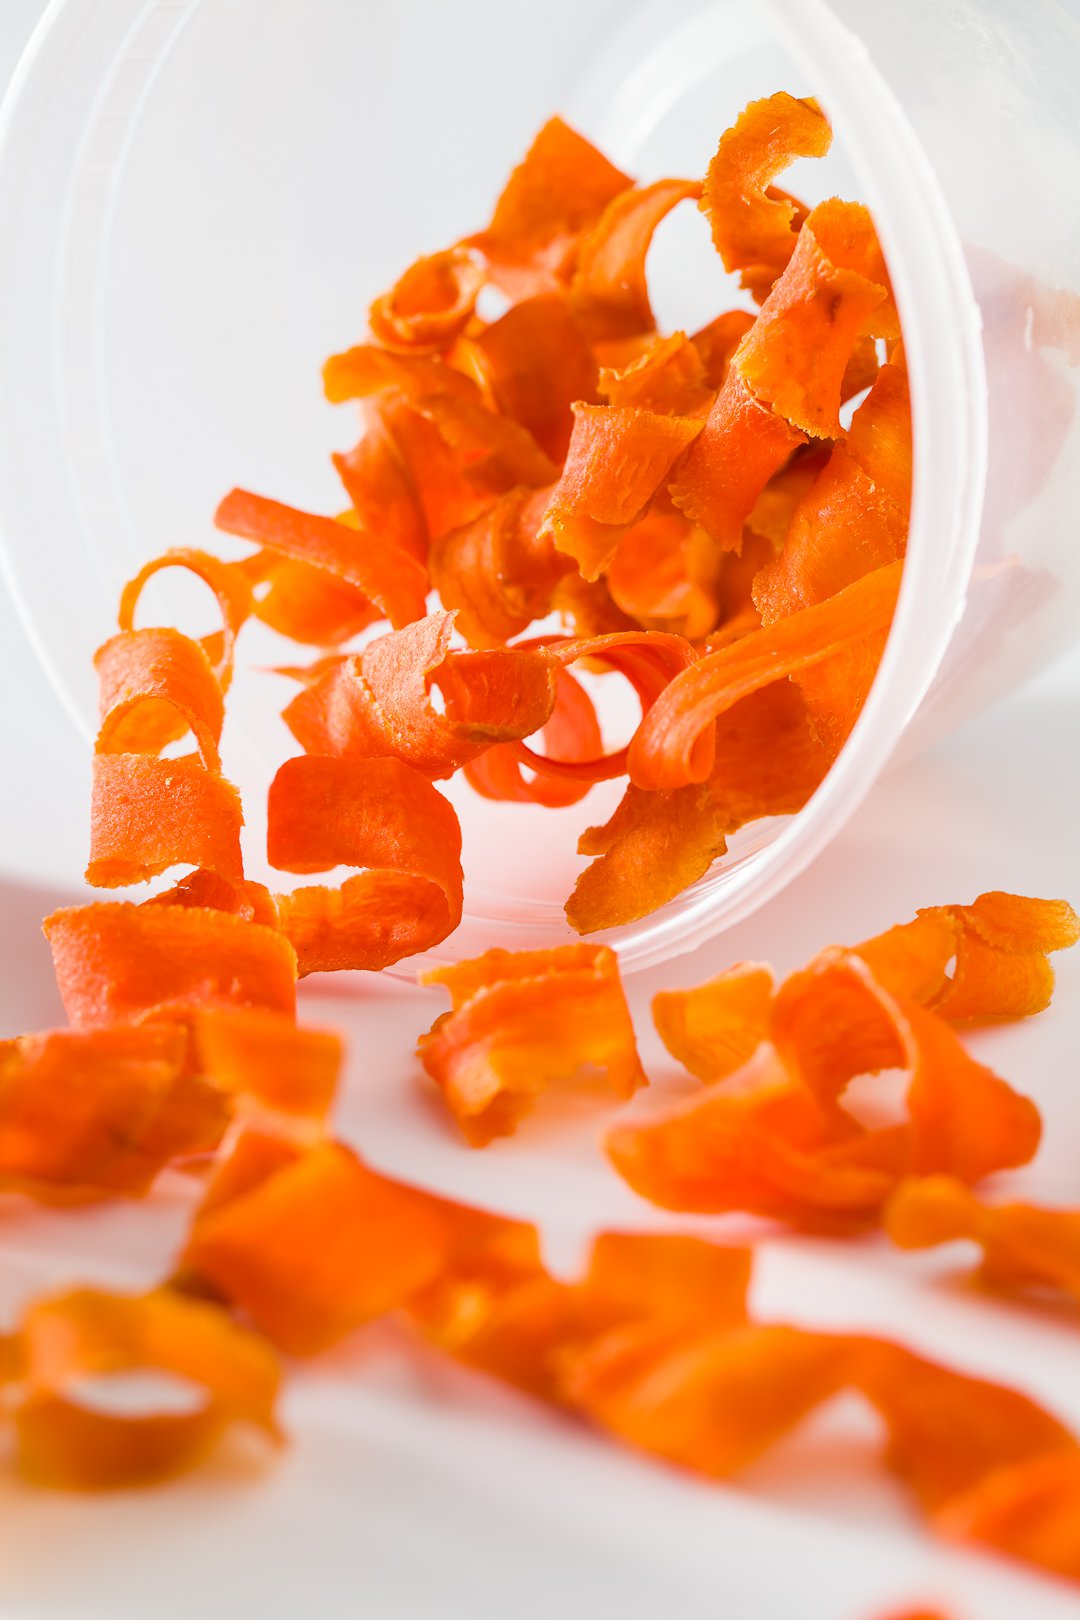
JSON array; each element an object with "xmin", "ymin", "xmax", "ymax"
[{"xmin": 2, "ymin": 92, "xmax": 1079, "ymax": 1598}]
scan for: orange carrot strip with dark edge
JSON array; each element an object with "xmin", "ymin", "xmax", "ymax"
[
  {"xmin": 12, "ymin": 1287, "xmax": 281, "ymax": 1489},
  {"xmin": 465, "ymin": 116, "xmax": 633, "ymax": 299},
  {"xmin": 419, "ymin": 944, "xmax": 645, "ymax": 1145},
  {"xmin": 214, "ymin": 488, "xmax": 429, "ymax": 629},
  {"xmin": 628, "ymin": 560, "xmax": 902, "ymax": 790},
  {"xmin": 540, "ymin": 402, "xmax": 704, "ymax": 579},
  {"xmin": 570, "ymin": 179, "xmax": 702, "ymax": 342},
  {"xmin": 701, "ymin": 92, "xmax": 832, "ymax": 299},
  {"xmin": 268, "ymin": 755, "xmax": 463, "ymax": 974},
  {"xmin": 44, "ymin": 903, "xmax": 297, "ymax": 1030}
]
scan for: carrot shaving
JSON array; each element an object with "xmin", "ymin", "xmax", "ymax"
[
  {"xmin": 734, "ymin": 197, "xmax": 894, "ymax": 439},
  {"xmin": 628, "ymin": 561, "xmax": 902, "ymax": 789},
  {"xmin": 11, "ymin": 1286, "xmax": 281, "ymax": 1488},
  {"xmin": 429, "ymin": 485, "xmax": 568, "ymax": 648},
  {"xmin": 887, "ymin": 1176, "xmax": 1080, "ymax": 1306},
  {"xmin": 418, "ymin": 944, "xmax": 645, "ymax": 1145},
  {"xmin": 701, "ymin": 92, "xmax": 832, "ymax": 299},
  {"xmin": 267, "ymin": 754, "xmax": 463, "ymax": 974},
  {"xmin": 44, "ymin": 903, "xmax": 297, "ymax": 1030},
  {"xmin": 668, "ymin": 365, "xmax": 807, "ymax": 551},
  {"xmin": 462, "ymin": 294, "xmax": 599, "ymax": 461},
  {"xmin": 368, "ymin": 246, "xmax": 484, "ymax": 354},
  {"xmin": 0, "ymin": 1024, "xmax": 226, "ymax": 1198},
  {"xmin": 282, "ymin": 610, "xmax": 557, "ymax": 778},
  {"xmin": 466, "ymin": 116, "xmax": 632, "ymax": 299},
  {"xmin": 214, "ymin": 488, "xmax": 429, "ymax": 630},
  {"xmin": 117, "ymin": 548, "xmax": 253, "ymax": 692},
  {"xmin": 570, "ymin": 178, "xmax": 701, "ymax": 342},
  {"xmin": 181, "ymin": 1138, "xmax": 452, "ymax": 1355},
  {"xmin": 540, "ymin": 402, "xmax": 704, "ymax": 579}
]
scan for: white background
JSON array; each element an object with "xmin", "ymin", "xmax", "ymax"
[{"xmin": 2, "ymin": 4, "xmax": 1080, "ymax": 1618}]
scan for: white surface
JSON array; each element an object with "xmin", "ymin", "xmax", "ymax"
[{"xmin": 3, "ymin": 4, "xmax": 1080, "ymax": 1619}]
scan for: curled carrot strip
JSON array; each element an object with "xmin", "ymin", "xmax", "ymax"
[
  {"xmin": 267, "ymin": 755, "xmax": 463, "ymax": 974},
  {"xmin": 368, "ymin": 246, "xmax": 485, "ymax": 353},
  {"xmin": 540, "ymin": 402, "xmax": 704, "ymax": 579},
  {"xmin": 611, "ymin": 941, "xmax": 1041, "ymax": 1227},
  {"xmin": 94, "ymin": 628, "xmax": 224, "ymax": 768},
  {"xmin": 464, "ymin": 665, "xmax": 602, "ymax": 808},
  {"xmin": 887, "ymin": 1175, "xmax": 1080, "ymax": 1304},
  {"xmin": 605, "ymin": 511, "xmax": 722, "ymax": 639},
  {"xmin": 87, "ymin": 754, "xmax": 244, "ymax": 889},
  {"xmin": 936, "ymin": 1449, "xmax": 1080, "ymax": 1580},
  {"xmin": 429, "ymin": 485, "xmax": 568, "ymax": 648},
  {"xmin": 117, "ymin": 548, "xmax": 253, "ymax": 692},
  {"xmin": 575, "ymin": 671, "xmax": 828, "ymax": 921},
  {"xmin": 566, "ymin": 782, "xmax": 727, "ymax": 934},
  {"xmin": 181, "ymin": 1138, "xmax": 452, "ymax": 1355},
  {"xmin": 245, "ymin": 548, "xmax": 382, "ymax": 648},
  {"xmin": 652, "ymin": 961, "xmax": 775, "ymax": 1083},
  {"xmin": 0, "ymin": 1024, "xmax": 225, "ymax": 1197},
  {"xmin": 214, "ymin": 488, "xmax": 429, "ymax": 630},
  {"xmin": 332, "ymin": 406, "xmax": 428, "ymax": 563},
  {"xmin": 668, "ymin": 365, "xmax": 806, "ymax": 551},
  {"xmin": 512, "ymin": 627, "xmax": 697, "ymax": 787},
  {"xmin": 44, "ymin": 903, "xmax": 297, "ymax": 1030},
  {"xmin": 628, "ymin": 560, "xmax": 902, "ymax": 790},
  {"xmin": 12, "ymin": 1286, "xmax": 281, "ymax": 1488},
  {"xmin": 754, "ymin": 359, "xmax": 912, "ymax": 620},
  {"xmin": 701, "ymin": 92, "xmax": 832, "ymax": 298},
  {"xmin": 735, "ymin": 198, "xmax": 896, "ymax": 438},
  {"xmin": 599, "ymin": 332, "xmax": 714, "ymax": 418},
  {"xmin": 690, "ymin": 309, "xmax": 757, "ymax": 387},
  {"xmin": 856, "ymin": 891, "xmax": 1080, "ymax": 1022},
  {"xmin": 192, "ymin": 1007, "xmax": 341, "ymax": 1130},
  {"xmin": 418, "ymin": 944, "xmax": 646, "ymax": 1145},
  {"xmin": 570, "ymin": 179, "xmax": 702, "ymax": 342},
  {"xmin": 466, "ymin": 116, "xmax": 633, "ymax": 298},
  {"xmin": 463, "ymin": 294, "xmax": 599, "ymax": 461},
  {"xmin": 282, "ymin": 611, "xmax": 557, "ymax": 778}
]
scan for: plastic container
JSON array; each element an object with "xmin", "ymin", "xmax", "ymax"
[{"xmin": 0, "ymin": 0, "xmax": 1078, "ymax": 974}]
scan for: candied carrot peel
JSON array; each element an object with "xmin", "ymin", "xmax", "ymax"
[{"xmin": 3, "ymin": 94, "xmax": 1080, "ymax": 1600}]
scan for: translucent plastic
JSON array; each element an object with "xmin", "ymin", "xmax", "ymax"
[{"xmin": 0, "ymin": 0, "xmax": 1078, "ymax": 973}]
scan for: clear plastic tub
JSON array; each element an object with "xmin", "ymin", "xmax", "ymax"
[{"xmin": 1, "ymin": 0, "xmax": 1078, "ymax": 973}]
